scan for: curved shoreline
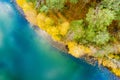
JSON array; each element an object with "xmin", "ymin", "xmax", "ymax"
[{"xmin": 13, "ymin": 0, "xmax": 120, "ymax": 79}]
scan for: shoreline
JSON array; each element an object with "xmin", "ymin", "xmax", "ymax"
[
  {"xmin": 13, "ymin": 0, "xmax": 120, "ymax": 79},
  {"xmin": 12, "ymin": 0, "xmax": 98, "ymax": 65},
  {"xmin": 12, "ymin": 0, "xmax": 68, "ymax": 53},
  {"xmin": 13, "ymin": 0, "xmax": 98, "ymax": 63}
]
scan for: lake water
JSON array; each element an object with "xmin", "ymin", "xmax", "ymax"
[{"xmin": 0, "ymin": 0, "xmax": 119, "ymax": 80}]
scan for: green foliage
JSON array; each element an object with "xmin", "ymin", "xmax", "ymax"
[
  {"xmin": 69, "ymin": 8, "xmax": 115, "ymax": 45},
  {"xmin": 39, "ymin": 5, "xmax": 48, "ymax": 12},
  {"xmin": 45, "ymin": 0, "xmax": 80, "ymax": 11},
  {"xmin": 69, "ymin": 0, "xmax": 79, "ymax": 4},
  {"xmin": 93, "ymin": 31, "xmax": 110, "ymax": 45},
  {"xmin": 26, "ymin": 0, "xmax": 36, "ymax": 6},
  {"xmin": 46, "ymin": 0, "xmax": 66, "ymax": 10},
  {"xmin": 25, "ymin": 0, "xmax": 120, "ymax": 46},
  {"xmin": 85, "ymin": 28, "xmax": 95, "ymax": 43},
  {"xmin": 70, "ymin": 20, "xmax": 84, "ymax": 31},
  {"xmin": 86, "ymin": 8, "xmax": 115, "ymax": 31},
  {"xmin": 85, "ymin": 8, "xmax": 115, "ymax": 45},
  {"xmin": 70, "ymin": 20, "xmax": 85, "ymax": 42},
  {"xmin": 27, "ymin": 0, "xmax": 80, "ymax": 11},
  {"xmin": 26, "ymin": 0, "xmax": 35, "ymax": 2},
  {"xmin": 101, "ymin": 0, "xmax": 120, "ymax": 20},
  {"xmin": 26, "ymin": 0, "xmax": 37, "ymax": 4}
]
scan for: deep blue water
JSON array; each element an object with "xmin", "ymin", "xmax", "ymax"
[{"xmin": 0, "ymin": 0, "xmax": 119, "ymax": 80}]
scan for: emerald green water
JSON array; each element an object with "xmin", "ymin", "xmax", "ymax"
[{"xmin": 0, "ymin": 0, "xmax": 119, "ymax": 80}]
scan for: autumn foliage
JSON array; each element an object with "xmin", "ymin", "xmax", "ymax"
[{"xmin": 16, "ymin": 0, "xmax": 120, "ymax": 77}]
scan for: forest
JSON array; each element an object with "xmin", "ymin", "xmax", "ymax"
[{"xmin": 16, "ymin": 0, "xmax": 120, "ymax": 76}]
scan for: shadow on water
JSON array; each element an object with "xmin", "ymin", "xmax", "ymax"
[{"xmin": 0, "ymin": 0, "xmax": 119, "ymax": 80}]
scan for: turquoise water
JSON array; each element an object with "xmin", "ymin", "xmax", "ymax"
[{"xmin": 0, "ymin": 0, "xmax": 119, "ymax": 80}]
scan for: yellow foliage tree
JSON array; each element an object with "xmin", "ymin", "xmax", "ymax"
[
  {"xmin": 37, "ymin": 13, "xmax": 46, "ymax": 29},
  {"xmin": 67, "ymin": 41, "xmax": 92, "ymax": 58},
  {"xmin": 67, "ymin": 41, "xmax": 82, "ymax": 58},
  {"xmin": 58, "ymin": 22, "xmax": 70, "ymax": 36},
  {"xmin": 16, "ymin": 0, "xmax": 26, "ymax": 7},
  {"xmin": 17, "ymin": 0, "xmax": 37, "ymax": 25},
  {"xmin": 112, "ymin": 68, "xmax": 120, "ymax": 77}
]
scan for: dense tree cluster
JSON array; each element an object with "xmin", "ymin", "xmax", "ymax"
[{"xmin": 25, "ymin": 0, "xmax": 120, "ymax": 46}]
